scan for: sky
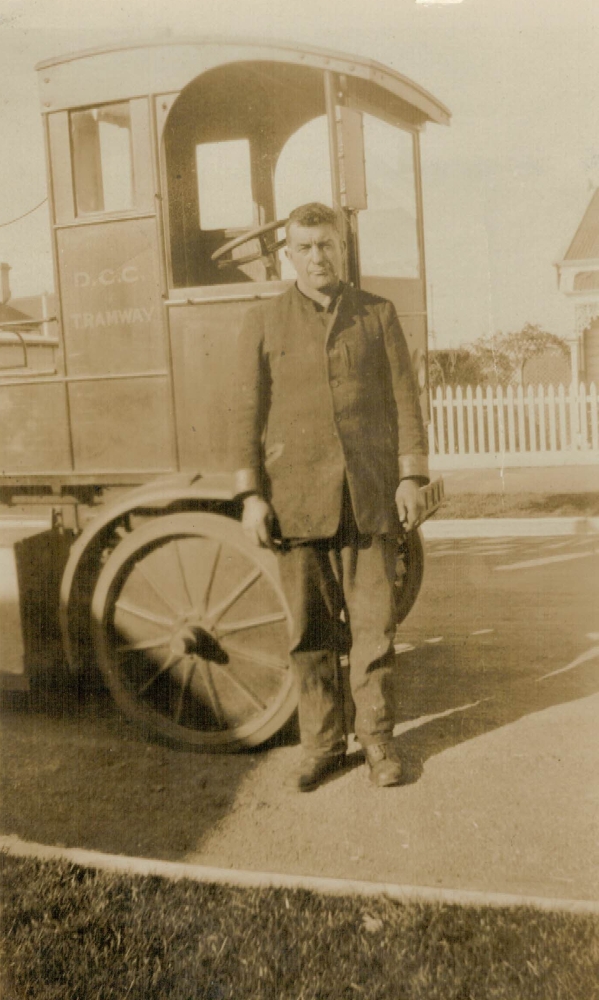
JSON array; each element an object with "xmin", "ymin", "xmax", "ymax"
[{"xmin": 0, "ymin": 0, "xmax": 597, "ymax": 347}]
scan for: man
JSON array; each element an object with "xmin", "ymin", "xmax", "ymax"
[{"xmin": 235, "ymin": 203, "xmax": 428, "ymax": 791}]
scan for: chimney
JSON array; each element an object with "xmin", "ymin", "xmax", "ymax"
[{"xmin": 0, "ymin": 263, "xmax": 11, "ymax": 305}]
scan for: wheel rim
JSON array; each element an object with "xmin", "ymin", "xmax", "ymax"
[
  {"xmin": 91, "ymin": 513, "xmax": 295, "ymax": 749},
  {"xmin": 395, "ymin": 528, "xmax": 425, "ymax": 626}
]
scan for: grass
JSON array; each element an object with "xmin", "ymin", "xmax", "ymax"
[
  {"xmin": 1, "ymin": 855, "xmax": 598, "ymax": 1000},
  {"xmin": 434, "ymin": 492, "xmax": 599, "ymax": 520}
]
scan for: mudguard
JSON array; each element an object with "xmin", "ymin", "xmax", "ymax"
[{"xmin": 59, "ymin": 471, "xmax": 237, "ymax": 670}]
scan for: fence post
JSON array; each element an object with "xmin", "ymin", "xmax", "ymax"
[
  {"xmin": 446, "ymin": 385, "xmax": 455, "ymax": 454},
  {"xmin": 569, "ymin": 380, "xmax": 580, "ymax": 452},
  {"xmin": 475, "ymin": 385, "xmax": 485, "ymax": 455},
  {"xmin": 466, "ymin": 385, "xmax": 475, "ymax": 455},
  {"xmin": 486, "ymin": 385, "xmax": 496, "ymax": 455},
  {"xmin": 547, "ymin": 384, "xmax": 557, "ymax": 452},
  {"xmin": 455, "ymin": 385, "xmax": 466, "ymax": 455},
  {"xmin": 590, "ymin": 382, "xmax": 598, "ymax": 451},
  {"xmin": 579, "ymin": 381, "xmax": 589, "ymax": 450},
  {"xmin": 497, "ymin": 385, "xmax": 506, "ymax": 456},
  {"xmin": 516, "ymin": 384, "xmax": 526, "ymax": 453},
  {"xmin": 526, "ymin": 384, "xmax": 536, "ymax": 453},
  {"xmin": 435, "ymin": 385, "xmax": 445, "ymax": 457},
  {"xmin": 537, "ymin": 384, "xmax": 547, "ymax": 452},
  {"xmin": 557, "ymin": 383, "xmax": 568, "ymax": 451},
  {"xmin": 506, "ymin": 385, "xmax": 516, "ymax": 454}
]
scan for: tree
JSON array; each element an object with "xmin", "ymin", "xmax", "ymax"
[
  {"xmin": 428, "ymin": 348, "xmax": 487, "ymax": 389},
  {"xmin": 470, "ymin": 324, "xmax": 568, "ymax": 387}
]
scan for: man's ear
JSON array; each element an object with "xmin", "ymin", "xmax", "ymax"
[{"xmin": 284, "ymin": 247, "xmax": 292, "ymax": 263}]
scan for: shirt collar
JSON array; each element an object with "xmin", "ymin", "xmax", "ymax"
[{"xmin": 293, "ymin": 280, "xmax": 345, "ymax": 313}]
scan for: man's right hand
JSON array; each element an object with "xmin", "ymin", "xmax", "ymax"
[{"xmin": 242, "ymin": 495, "xmax": 276, "ymax": 549}]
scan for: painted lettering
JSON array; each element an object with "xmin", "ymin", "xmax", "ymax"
[
  {"xmin": 98, "ymin": 269, "xmax": 115, "ymax": 286},
  {"xmin": 121, "ymin": 266, "xmax": 138, "ymax": 283},
  {"xmin": 70, "ymin": 306, "xmax": 154, "ymax": 330}
]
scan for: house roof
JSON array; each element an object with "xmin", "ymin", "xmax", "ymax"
[
  {"xmin": 573, "ymin": 271, "xmax": 599, "ymax": 291},
  {"xmin": 0, "ymin": 302, "xmax": 35, "ymax": 326},
  {"xmin": 563, "ymin": 188, "xmax": 599, "ymax": 261}
]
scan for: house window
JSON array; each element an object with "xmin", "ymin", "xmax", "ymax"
[{"xmin": 71, "ymin": 102, "xmax": 134, "ymax": 215}]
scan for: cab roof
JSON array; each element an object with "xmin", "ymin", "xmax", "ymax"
[{"xmin": 36, "ymin": 36, "xmax": 451, "ymax": 127}]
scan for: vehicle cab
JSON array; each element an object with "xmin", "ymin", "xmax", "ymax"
[{"xmin": 5, "ymin": 38, "xmax": 450, "ymax": 487}]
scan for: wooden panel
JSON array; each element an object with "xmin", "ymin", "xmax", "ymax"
[
  {"xmin": 0, "ymin": 340, "xmax": 58, "ymax": 375},
  {"xmin": 130, "ymin": 98, "xmax": 155, "ymax": 211},
  {"xmin": 48, "ymin": 112, "xmax": 75, "ymax": 223},
  {"xmin": 0, "ymin": 546, "xmax": 25, "ymax": 684},
  {"xmin": 169, "ymin": 300, "xmax": 257, "ymax": 473},
  {"xmin": 0, "ymin": 381, "xmax": 71, "ymax": 474},
  {"xmin": 56, "ymin": 218, "xmax": 165, "ymax": 378},
  {"xmin": 68, "ymin": 376, "xmax": 174, "ymax": 472}
]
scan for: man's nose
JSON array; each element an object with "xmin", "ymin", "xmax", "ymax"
[{"xmin": 309, "ymin": 243, "xmax": 324, "ymax": 262}]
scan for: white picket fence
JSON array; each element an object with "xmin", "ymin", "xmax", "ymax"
[{"xmin": 428, "ymin": 382, "xmax": 599, "ymax": 468}]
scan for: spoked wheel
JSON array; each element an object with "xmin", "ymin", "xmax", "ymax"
[
  {"xmin": 90, "ymin": 512, "xmax": 296, "ymax": 751},
  {"xmin": 395, "ymin": 528, "xmax": 425, "ymax": 626}
]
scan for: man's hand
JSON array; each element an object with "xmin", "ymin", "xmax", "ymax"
[
  {"xmin": 395, "ymin": 479, "xmax": 426, "ymax": 533},
  {"xmin": 242, "ymin": 495, "xmax": 276, "ymax": 549}
]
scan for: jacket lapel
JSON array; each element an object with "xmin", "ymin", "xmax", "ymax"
[{"xmin": 324, "ymin": 283, "xmax": 359, "ymax": 348}]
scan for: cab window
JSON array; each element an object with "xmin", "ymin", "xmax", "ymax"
[
  {"xmin": 71, "ymin": 102, "xmax": 134, "ymax": 216},
  {"xmin": 358, "ymin": 115, "xmax": 419, "ymax": 279},
  {"xmin": 164, "ymin": 61, "xmax": 328, "ymax": 290},
  {"xmin": 275, "ymin": 115, "xmax": 333, "ymax": 279},
  {"xmin": 196, "ymin": 140, "xmax": 254, "ymax": 231}
]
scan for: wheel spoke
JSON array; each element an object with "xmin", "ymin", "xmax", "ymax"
[
  {"xmin": 214, "ymin": 664, "xmax": 267, "ymax": 711},
  {"xmin": 207, "ymin": 567, "xmax": 261, "ymax": 623},
  {"xmin": 215, "ymin": 611, "xmax": 287, "ymax": 637},
  {"xmin": 173, "ymin": 657, "xmax": 195, "ymax": 724},
  {"xmin": 174, "ymin": 539, "xmax": 194, "ymax": 611},
  {"xmin": 222, "ymin": 641, "xmax": 288, "ymax": 673},
  {"xmin": 197, "ymin": 658, "xmax": 226, "ymax": 728},
  {"xmin": 200, "ymin": 543, "xmax": 221, "ymax": 614},
  {"xmin": 117, "ymin": 635, "xmax": 172, "ymax": 654},
  {"xmin": 137, "ymin": 651, "xmax": 182, "ymax": 695},
  {"xmin": 134, "ymin": 560, "xmax": 181, "ymax": 616},
  {"xmin": 115, "ymin": 600, "xmax": 174, "ymax": 629}
]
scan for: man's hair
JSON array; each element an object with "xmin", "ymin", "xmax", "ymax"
[{"xmin": 285, "ymin": 203, "xmax": 341, "ymax": 241}]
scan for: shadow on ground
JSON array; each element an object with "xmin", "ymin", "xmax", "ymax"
[
  {"xmin": 391, "ymin": 645, "xmax": 599, "ymax": 784},
  {"xmin": 0, "ymin": 665, "xmax": 298, "ymax": 861}
]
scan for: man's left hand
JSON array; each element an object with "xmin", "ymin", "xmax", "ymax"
[{"xmin": 395, "ymin": 480, "xmax": 426, "ymax": 532}]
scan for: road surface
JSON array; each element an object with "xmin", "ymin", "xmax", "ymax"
[{"xmin": 1, "ymin": 531, "xmax": 598, "ymax": 902}]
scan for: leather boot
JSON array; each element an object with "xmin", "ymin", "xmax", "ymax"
[
  {"xmin": 290, "ymin": 750, "xmax": 347, "ymax": 792},
  {"xmin": 365, "ymin": 741, "xmax": 403, "ymax": 787}
]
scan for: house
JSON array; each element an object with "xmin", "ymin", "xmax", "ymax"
[
  {"xmin": 556, "ymin": 188, "xmax": 599, "ymax": 385},
  {"xmin": 0, "ymin": 262, "xmax": 57, "ymax": 371}
]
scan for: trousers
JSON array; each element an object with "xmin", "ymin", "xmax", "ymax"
[{"xmin": 276, "ymin": 490, "xmax": 398, "ymax": 753}]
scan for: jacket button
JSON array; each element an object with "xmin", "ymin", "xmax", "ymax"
[{"xmin": 330, "ymin": 378, "xmax": 339, "ymax": 388}]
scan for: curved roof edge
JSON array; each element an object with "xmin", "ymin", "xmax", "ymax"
[{"xmin": 35, "ymin": 36, "xmax": 451, "ymax": 126}]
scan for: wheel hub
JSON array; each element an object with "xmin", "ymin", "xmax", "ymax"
[{"xmin": 168, "ymin": 623, "xmax": 227, "ymax": 663}]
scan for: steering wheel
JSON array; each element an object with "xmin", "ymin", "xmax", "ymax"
[{"xmin": 211, "ymin": 219, "xmax": 288, "ymax": 271}]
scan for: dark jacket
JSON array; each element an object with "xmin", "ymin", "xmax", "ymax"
[{"xmin": 235, "ymin": 283, "xmax": 428, "ymax": 538}]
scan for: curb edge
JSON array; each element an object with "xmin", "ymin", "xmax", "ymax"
[{"xmin": 2, "ymin": 835, "xmax": 598, "ymax": 916}]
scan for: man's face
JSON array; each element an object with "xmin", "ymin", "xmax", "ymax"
[{"xmin": 285, "ymin": 222, "xmax": 344, "ymax": 295}]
